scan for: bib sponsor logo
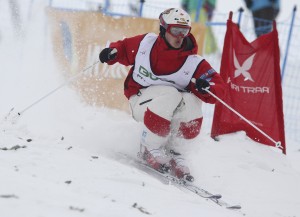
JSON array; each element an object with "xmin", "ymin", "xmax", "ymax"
[
  {"xmin": 138, "ymin": 66, "xmax": 175, "ymax": 84},
  {"xmin": 139, "ymin": 66, "xmax": 159, "ymax": 80}
]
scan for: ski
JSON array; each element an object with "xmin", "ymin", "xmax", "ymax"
[
  {"xmin": 136, "ymin": 160, "xmax": 241, "ymax": 210},
  {"xmin": 119, "ymin": 153, "xmax": 241, "ymax": 210}
]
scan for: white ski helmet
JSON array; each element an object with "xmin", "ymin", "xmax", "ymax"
[{"xmin": 159, "ymin": 8, "xmax": 192, "ymax": 37}]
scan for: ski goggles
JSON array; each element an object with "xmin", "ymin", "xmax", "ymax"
[{"xmin": 167, "ymin": 25, "xmax": 191, "ymax": 38}]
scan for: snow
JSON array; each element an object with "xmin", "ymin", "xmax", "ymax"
[{"xmin": 1, "ymin": 1, "xmax": 300, "ymax": 217}]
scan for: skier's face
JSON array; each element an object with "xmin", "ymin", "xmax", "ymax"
[{"xmin": 165, "ymin": 31, "xmax": 184, "ymax": 49}]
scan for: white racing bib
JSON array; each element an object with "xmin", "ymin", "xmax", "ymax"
[{"xmin": 132, "ymin": 33, "xmax": 204, "ymax": 91}]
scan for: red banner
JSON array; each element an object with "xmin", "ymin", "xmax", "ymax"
[{"xmin": 211, "ymin": 14, "xmax": 286, "ymax": 154}]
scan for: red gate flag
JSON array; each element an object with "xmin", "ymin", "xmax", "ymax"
[{"xmin": 211, "ymin": 13, "xmax": 286, "ymax": 154}]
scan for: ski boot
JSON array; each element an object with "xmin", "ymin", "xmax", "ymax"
[
  {"xmin": 140, "ymin": 148, "xmax": 171, "ymax": 173},
  {"xmin": 169, "ymin": 149, "xmax": 194, "ymax": 182}
]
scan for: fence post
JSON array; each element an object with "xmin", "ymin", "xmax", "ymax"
[
  {"xmin": 139, "ymin": 0, "xmax": 145, "ymax": 17},
  {"xmin": 281, "ymin": 5, "xmax": 297, "ymax": 80},
  {"xmin": 103, "ymin": 0, "xmax": 110, "ymax": 14},
  {"xmin": 195, "ymin": 0, "xmax": 203, "ymax": 22},
  {"xmin": 237, "ymin": 7, "xmax": 244, "ymax": 26}
]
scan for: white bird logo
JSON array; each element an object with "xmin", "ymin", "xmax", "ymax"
[{"xmin": 233, "ymin": 51, "xmax": 256, "ymax": 82}]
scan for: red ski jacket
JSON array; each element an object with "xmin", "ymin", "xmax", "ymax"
[{"xmin": 107, "ymin": 33, "xmax": 225, "ymax": 104}]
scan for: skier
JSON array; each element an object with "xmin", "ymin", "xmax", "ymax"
[
  {"xmin": 244, "ymin": 0, "xmax": 280, "ymax": 37},
  {"xmin": 99, "ymin": 8, "xmax": 225, "ymax": 181}
]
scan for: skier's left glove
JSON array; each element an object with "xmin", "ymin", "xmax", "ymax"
[
  {"xmin": 195, "ymin": 78, "xmax": 210, "ymax": 94},
  {"xmin": 99, "ymin": 48, "xmax": 117, "ymax": 63}
]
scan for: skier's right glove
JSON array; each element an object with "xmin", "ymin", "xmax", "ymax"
[
  {"xmin": 99, "ymin": 48, "xmax": 117, "ymax": 63},
  {"xmin": 195, "ymin": 78, "xmax": 210, "ymax": 94}
]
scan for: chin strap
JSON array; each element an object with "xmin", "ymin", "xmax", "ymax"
[{"xmin": 159, "ymin": 25, "xmax": 166, "ymax": 37}]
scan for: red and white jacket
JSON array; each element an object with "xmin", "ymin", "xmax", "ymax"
[{"xmin": 107, "ymin": 32, "xmax": 225, "ymax": 103}]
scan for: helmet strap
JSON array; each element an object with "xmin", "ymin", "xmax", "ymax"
[{"xmin": 159, "ymin": 25, "xmax": 166, "ymax": 37}]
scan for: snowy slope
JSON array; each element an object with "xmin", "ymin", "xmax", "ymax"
[{"xmin": 1, "ymin": 1, "xmax": 300, "ymax": 217}]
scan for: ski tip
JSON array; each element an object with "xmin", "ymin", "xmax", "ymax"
[{"xmin": 226, "ymin": 205, "xmax": 242, "ymax": 210}]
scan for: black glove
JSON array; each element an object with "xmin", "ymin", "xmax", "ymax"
[
  {"xmin": 99, "ymin": 48, "xmax": 117, "ymax": 63},
  {"xmin": 195, "ymin": 78, "xmax": 210, "ymax": 94}
]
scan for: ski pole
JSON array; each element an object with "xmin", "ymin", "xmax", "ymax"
[
  {"xmin": 192, "ymin": 78, "xmax": 282, "ymax": 149},
  {"xmin": 5, "ymin": 61, "xmax": 99, "ymax": 122}
]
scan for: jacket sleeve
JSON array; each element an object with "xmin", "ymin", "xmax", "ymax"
[
  {"xmin": 106, "ymin": 34, "xmax": 146, "ymax": 66},
  {"xmin": 188, "ymin": 60, "xmax": 226, "ymax": 104}
]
